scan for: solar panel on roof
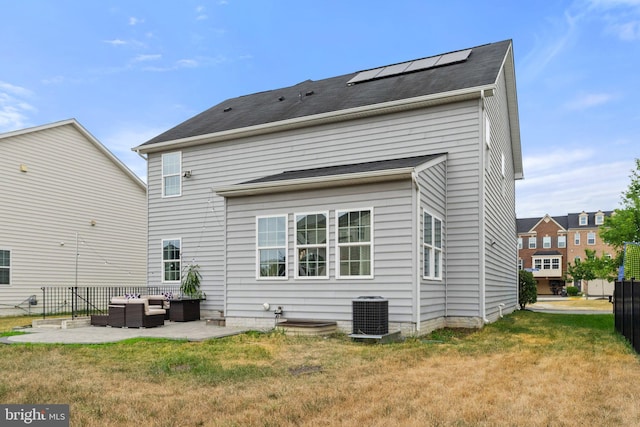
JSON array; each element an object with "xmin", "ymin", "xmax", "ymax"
[{"xmin": 347, "ymin": 48, "xmax": 472, "ymax": 86}]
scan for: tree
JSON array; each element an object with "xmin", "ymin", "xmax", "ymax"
[
  {"xmin": 564, "ymin": 249, "xmax": 617, "ymax": 298},
  {"xmin": 519, "ymin": 269, "xmax": 537, "ymax": 310},
  {"xmin": 600, "ymin": 158, "xmax": 640, "ymax": 260}
]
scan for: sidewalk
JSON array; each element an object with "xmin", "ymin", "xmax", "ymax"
[{"xmin": 1, "ymin": 321, "xmax": 248, "ymax": 344}]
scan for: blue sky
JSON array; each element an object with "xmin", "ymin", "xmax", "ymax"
[{"xmin": 1, "ymin": 0, "xmax": 638, "ymax": 217}]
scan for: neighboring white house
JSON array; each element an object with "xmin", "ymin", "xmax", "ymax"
[
  {"xmin": 0, "ymin": 119, "xmax": 147, "ymax": 315},
  {"xmin": 134, "ymin": 39, "xmax": 523, "ymax": 335}
]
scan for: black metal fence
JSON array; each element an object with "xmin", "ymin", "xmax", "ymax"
[
  {"xmin": 40, "ymin": 285, "xmax": 181, "ymax": 319},
  {"xmin": 614, "ymin": 279, "xmax": 640, "ymax": 353}
]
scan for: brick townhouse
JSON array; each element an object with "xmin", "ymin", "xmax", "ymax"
[{"xmin": 517, "ymin": 210, "xmax": 614, "ymax": 296}]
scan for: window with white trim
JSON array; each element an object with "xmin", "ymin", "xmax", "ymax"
[
  {"xmin": 533, "ymin": 256, "xmax": 561, "ymax": 272},
  {"xmin": 518, "ymin": 258, "xmax": 523, "ymax": 270},
  {"xmin": 587, "ymin": 232, "xmax": 596, "ymax": 245},
  {"xmin": 162, "ymin": 152, "xmax": 181, "ymax": 197},
  {"xmin": 579, "ymin": 214, "xmax": 588, "ymax": 226},
  {"xmin": 595, "ymin": 213, "xmax": 604, "ymax": 225},
  {"xmin": 543, "ymin": 236, "xmax": 551, "ymax": 249},
  {"xmin": 518, "ymin": 237, "xmax": 523, "ymax": 250},
  {"xmin": 162, "ymin": 239, "xmax": 181, "ymax": 282},
  {"xmin": 423, "ymin": 212, "xmax": 443, "ymax": 279},
  {"xmin": 574, "ymin": 232, "xmax": 581, "ymax": 245},
  {"xmin": 0, "ymin": 249, "xmax": 10, "ymax": 285},
  {"xmin": 257, "ymin": 215, "xmax": 287, "ymax": 278},
  {"xmin": 528, "ymin": 237, "xmax": 536, "ymax": 249},
  {"xmin": 295, "ymin": 213, "xmax": 328, "ymax": 278},
  {"xmin": 337, "ymin": 209, "xmax": 372, "ymax": 278},
  {"xmin": 558, "ymin": 236, "xmax": 566, "ymax": 248}
]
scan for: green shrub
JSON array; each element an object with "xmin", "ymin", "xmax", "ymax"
[
  {"xmin": 519, "ymin": 270, "xmax": 537, "ymax": 309},
  {"xmin": 566, "ymin": 286, "xmax": 579, "ymax": 296}
]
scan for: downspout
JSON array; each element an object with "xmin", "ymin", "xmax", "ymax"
[
  {"xmin": 479, "ymin": 96, "xmax": 488, "ymax": 324},
  {"xmin": 412, "ymin": 171, "xmax": 421, "ymax": 332}
]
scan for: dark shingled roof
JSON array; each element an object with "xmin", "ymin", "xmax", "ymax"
[
  {"xmin": 516, "ymin": 216, "xmax": 569, "ymax": 233},
  {"xmin": 243, "ymin": 154, "xmax": 444, "ymax": 184},
  {"xmin": 142, "ymin": 40, "xmax": 512, "ymax": 146},
  {"xmin": 567, "ymin": 211, "xmax": 613, "ymax": 228},
  {"xmin": 533, "ymin": 250, "xmax": 563, "ymax": 256}
]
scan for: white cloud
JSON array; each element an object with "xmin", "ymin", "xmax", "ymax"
[
  {"xmin": 133, "ymin": 54, "xmax": 162, "ymax": 62},
  {"xmin": 0, "ymin": 81, "xmax": 36, "ymax": 132},
  {"xmin": 565, "ymin": 92, "xmax": 616, "ymax": 110},
  {"xmin": 176, "ymin": 59, "xmax": 198, "ymax": 68},
  {"xmin": 516, "ymin": 148, "xmax": 634, "ymax": 217},
  {"xmin": 129, "ymin": 17, "xmax": 144, "ymax": 26},
  {"xmin": 104, "ymin": 39, "xmax": 127, "ymax": 46}
]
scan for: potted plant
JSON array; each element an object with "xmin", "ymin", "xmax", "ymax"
[{"xmin": 180, "ymin": 263, "xmax": 202, "ymax": 299}]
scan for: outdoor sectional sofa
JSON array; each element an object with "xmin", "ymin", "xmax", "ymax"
[{"xmin": 98, "ymin": 296, "xmax": 166, "ymax": 328}]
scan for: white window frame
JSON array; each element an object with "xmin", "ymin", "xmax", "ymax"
[
  {"xmin": 0, "ymin": 249, "xmax": 11, "ymax": 285},
  {"xmin": 294, "ymin": 212, "xmax": 329, "ymax": 279},
  {"xmin": 528, "ymin": 237, "xmax": 536, "ymax": 249},
  {"xmin": 423, "ymin": 211, "xmax": 443, "ymax": 280},
  {"xmin": 336, "ymin": 208, "xmax": 373, "ymax": 279},
  {"xmin": 256, "ymin": 215, "xmax": 288, "ymax": 280},
  {"xmin": 518, "ymin": 258, "xmax": 523, "ymax": 270},
  {"xmin": 574, "ymin": 232, "xmax": 581, "ymax": 245},
  {"xmin": 558, "ymin": 235, "xmax": 566, "ymax": 248},
  {"xmin": 543, "ymin": 236, "xmax": 551, "ymax": 249},
  {"xmin": 161, "ymin": 238, "xmax": 181, "ymax": 283},
  {"xmin": 587, "ymin": 232, "xmax": 596, "ymax": 245},
  {"xmin": 517, "ymin": 237, "xmax": 523, "ymax": 250},
  {"xmin": 162, "ymin": 151, "xmax": 182, "ymax": 198},
  {"xmin": 579, "ymin": 215, "xmax": 588, "ymax": 226},
  {"xmin": 595, "ymin": 214, "xmax": 604, "ymax": 225}
]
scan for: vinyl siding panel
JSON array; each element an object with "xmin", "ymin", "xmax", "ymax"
[
  {"xmin": 0, "ymin": 123, "xmax": 147, "ymax": 311},
  {"xmin": 483, "ymin": 68, "xmax": 519, "ymax": 319},
  {"xmin": 224, "ymin": 181, "xmax": 415, "ymax": 324},
  {"xmin": 146, "ymin": 100, "xmax": 483, "ymax": 317}
]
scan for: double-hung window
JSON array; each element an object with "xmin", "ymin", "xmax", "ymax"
[
  {"xmin": 543, "ymin": 236, "xmax": 551, "ymax": 249},
  {"xmin": 558, "ymin": 236, "xmax": 566, "ymax": 248},
  {"xmin": 0, "ymin": 249, "xmax": 10, "ymax": 285},
  {"xmin": 574, "ymin": 232, "xmax": 581, "ymax": 245},
  {"xmin": 257, "ymin": 215, "xmax": 287, "ymax": 278},
  {"xmin": 517, "ymin": 237, "xmax": 523, "ymax": 250},
  {"xmin": 162, "ymin": 152, "xmax": 181, "ymax": 197},
  {"xmin": 587, "ymin": 232, "xmax": 596, "ymax": 245},
  {"xmin": 423, "ymin": 212, "xmax": 443, "ymax": 279},
  {"xmin": 337, "ymin": 209, "xmax": 372, "ymax": 278},
  {"xmin": 295, "ymin": 213, "xmax": 328, "ymax": 278},
  {"xmin": 528, "ymin": 237, "xmax": 536, "ymax": 249},
  {"xmin": 162, "ymin": 239, "xmax": 181, "ymax": 282}
]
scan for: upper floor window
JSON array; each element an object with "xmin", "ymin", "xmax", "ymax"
[
  {"xmin": 423, "ymin": 212, "xmax": 443, "ymax": 280},
  {"xmin": 574, "ymin": 232, "xmax": 581, "ymax": 245},
  {"xmin": 162, "ymin": 152, "xmax": 181, "ymax": 197},
  {"xmin": 558, "ymin": 236, "xmax": 566, "ymax": 248},
  {"xmin": 517, "ymin": 237, "xmax": 523, "ymax": 250},
  {"xmin": 579, "ymin": 214, "xmax": 588, "ymax": 226},
  {"xmin": 0, "ymin": 249, "xmax": 10, "ymax": 285},
  {"xmin": 528, "ymin": 237, "xmax": 536, "ymax": 249},
  {"xmin": 162, "ymin": 239, "xmax": 181, "ymax": 282},
  {"xmin": 543, "ymin": 236, "xmax": 551, "ymax": 249},
  {"xmin": 295, "ymin": 213, "xmax": 328, "ymax": 278},
  {"xmin": 337, "ymin": 209, "xmax": 372, "ymax": 278},
  {"xmin": 595, "ymin": 213, "xmax": 604, "ymax": 225},
  {"xmin": 257, "ymin": 215, "xmax": 287, "ymax": 279},
  {"xmin": 587, "ymin": 232, "xmax": 596, "ymax": 245}
]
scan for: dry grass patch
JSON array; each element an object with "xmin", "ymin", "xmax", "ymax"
[
  {"xmin": 529, "ymin": 298, "xmax": 612, "ymax": 310},
  {"xmin": 1, "ymin": 312, "xmax": 640, "ymax": 426}
]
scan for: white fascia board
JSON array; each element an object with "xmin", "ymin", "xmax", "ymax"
[
  {"xmin": 134, "ymin": 86, "xmax": 493, "ymax": 154},
  {"xmin": 216, "ymin": 168, "xmax": 415, "ymax": 198}
]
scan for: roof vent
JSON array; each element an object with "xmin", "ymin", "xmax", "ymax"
[
  {"xmin": 305, "ymin": 90, "xmax": 315, "ymax": 96},
  {"xmin": 223, "ymin": 107, "xmax": 232, "ymax": 112},
  {"xmin": 278, "ymin": 96, "xmax": 285, "ymax": 101}
]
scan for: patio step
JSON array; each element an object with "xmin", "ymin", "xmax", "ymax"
[{"xmin": 205, "ymin": 310, "xmax": 225, "ymax": 326}]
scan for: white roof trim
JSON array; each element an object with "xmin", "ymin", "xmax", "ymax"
[
  {"xmin": 216, "ymin": 154, "xmax": 446, "ymax": 198},
  {"xmin": 134, "ymin": 86, "xmax": 495, "ymax": 154},
  {"xmin": 0, "ymin": 119, "xmax": 146, "ymax": 191}
]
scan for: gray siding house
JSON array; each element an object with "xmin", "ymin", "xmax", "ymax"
[
  {"xmin": 0, "ymin": 119, "xmax": 147, "ymax": 315},
  {"xmin": 135, "ymin": 39, "xmax": 523, "ymax": 334}
]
